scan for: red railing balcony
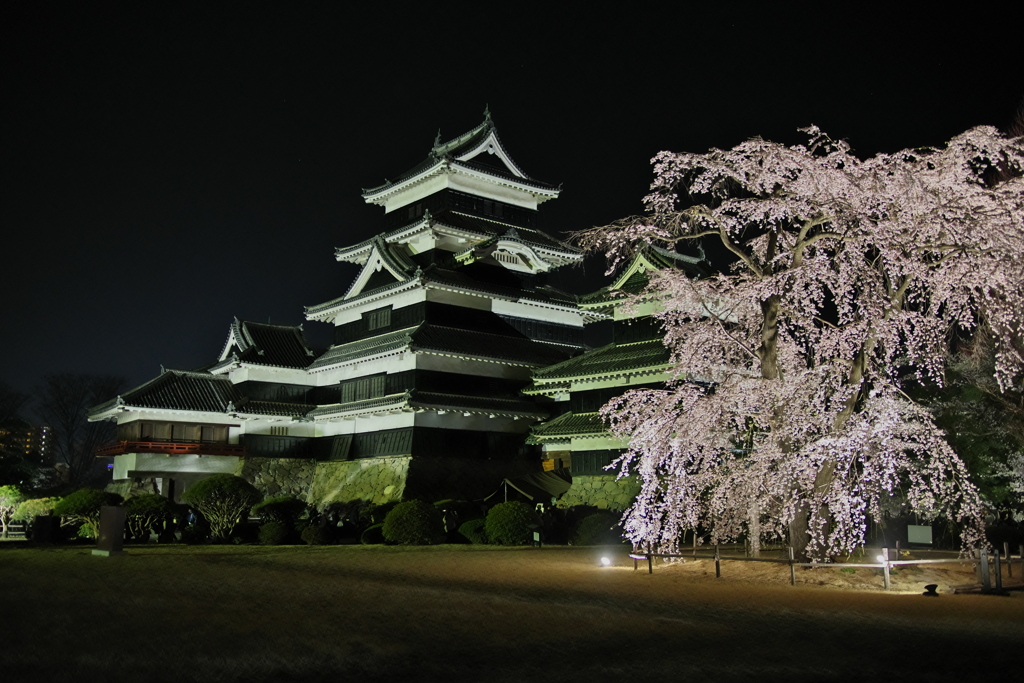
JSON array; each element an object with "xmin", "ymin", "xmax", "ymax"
[{"xmin": 96, "ymin": 440, "xmax": 246, "ymax": 457}]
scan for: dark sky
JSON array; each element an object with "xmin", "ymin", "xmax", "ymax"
[{"xmin": 2, "ymin": 3, "xmax": 1020, "ymax": 402}]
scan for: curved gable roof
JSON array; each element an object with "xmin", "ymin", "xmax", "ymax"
[{"xmin": 218, "ymin": 319, "xmax": 319, "ymax": 368}]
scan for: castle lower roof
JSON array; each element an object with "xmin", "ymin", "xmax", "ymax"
[
  {"xmin": 529, "ymin": 339, "xmax": 670, "ymax": 383},
  {"xmin": 308, "ymin": 323, "xmax": 578, "ymax": 372},
  {"xmin": 89, "ymin": 370, "xmax": 240, "ymax": 417},
  {"xmin": 526, "ymin": 411, "xmax": 608, "ymax": 444},
  {"xmin": 216, "ymin": 319, "xmax": 321, "ymax": 370}
]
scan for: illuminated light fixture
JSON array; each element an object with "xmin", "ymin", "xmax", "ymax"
[
  {"xmin": 600, "ymin": 556, "xmax": 612, "ymax": 567},
  {"xmin": 876, "ymin": 554, "xmax": 886, "ymax": 563}
]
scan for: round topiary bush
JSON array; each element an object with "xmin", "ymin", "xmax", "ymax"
[
  {"xmin": 181, "ymin": 474, "xmax": 261, "ymax": 542},
  {"xmin": 458, "ymin": 518, "xmax": 488, "ymax": 545},
  {"xmin": 52, "ymin": 489, "xmax": 124, "ymax": 539},
  {"xmin": 572, "ymin": 511, "xmax": 625, "ymax": 546},
  {"xmin": 124, "ymin": 493, "xmax": 172, "ymax": 541},
  {"xmin": 485, "ymin": 501, "xmax": 538, "ymax": 546},
  {"xmin": 0, "ymin": 485, "xmax": 26, "ymax": 539},
  {"xmin": 13, "ymin": 497, "xmax": 59, "ymax": 521},
  {"xmin": 258, "ymin": 520, "xmax": 290, "ymax": 545},
  {"xmin": 180, "ymin": 524, "xmax": 208, "ymax": 545},
  {"xmin": 301, "ymin": 524, "xmax": 333, "ymax": 545},
  {"xmin": 360, "ymin": 523, "xmax": 385, "ymax": 545},
  {"xmin": 252, "ymin": 496, "xmax": 306, "ymax": 526},
  {"xmin": 434, "ymin": 499, "xmax": 482, "ymax": 540},
  {"xmin": 382, "ymin": 500, "xmax": 445, "ymax": 545},
  {"xmin": 360, "ymin": 501, "xmax": 399, "ymax": 527}
]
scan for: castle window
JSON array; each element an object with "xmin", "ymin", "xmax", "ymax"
[
  {"xmin": 493, "ymin": 250, "xmax": 521, "ymax": 266},
  {"xmin": 365, "ymin": 306, "xmax": 392, "ymax": 331},
  {"xmin": 340, "ymin": 374, "xmax": 387, "ymax": 403}
]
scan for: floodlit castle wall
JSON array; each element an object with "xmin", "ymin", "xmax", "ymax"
[
  {"xmin": 307, "ymin": 456, "xmax": 411, "ymax": 506},
  {"xmin": 555, "ymin": 474, "xmax": 640, "ymax": 511},
  {"xmin": 236, "ymin": 457, "xmax": 318, "ymax": 502}
]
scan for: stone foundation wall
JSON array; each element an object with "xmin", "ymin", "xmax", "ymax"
[
  {"xmin": 237, "ymin": 457, "xmax": 317, "ymax": 501},
  {"xmin": 105, "ymin": 477, "xmax": 159, "ymax": 500},
  {"xmin": 307, "ymin": 457, "xmax": 410, "ymax": 507},
  {"xmin": 120, "ymin": 454, "xmax": 547, "ymax": 508},
  {"xmin": 306, "ymin": 456, "xmax": 543, "ymax": 508},
  {"xmin": 556, "ymin": 474, "xmax": 640, "ymax": 511}
]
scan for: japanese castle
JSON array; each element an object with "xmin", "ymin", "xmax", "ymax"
[
  {"xmin": 525, "ymin": 247, "xmax": 708, "ymax": 508},
  {"xmin": 89, "ymin": 113, "xmax": 707, "ymax": 510}
]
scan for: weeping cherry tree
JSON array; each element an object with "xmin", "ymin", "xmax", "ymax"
[{"xmin": 576, "ymin": 126, "xmax": 1024, "ymax": 561}]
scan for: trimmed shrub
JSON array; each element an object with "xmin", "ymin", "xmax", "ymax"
[
  {"xmin": 13, "ymin": 497, "xmax": 59, "ymax": 521},
  {"xmin": 322, "ymin": 500, "xmax": 364, "ymax": 523},
  {"xmin": 258, "ymin": 521, "xmax": 290, "ymax": 545},
  {"xmin": 382, "ymin": 500, "xmax": 445, "ymax": 545},
  {"xmin": 124, "ymin": 494, "xmax": 171, "ymax": 541},
  {"xmin": 485, "ymin": 501, "xmax": 538, "ymax": 546},
  {"xmin": 181, "ymin": 475, "xmax": 261, "ymax": 541},
  {"xmin": 253, "ymin": 496, "xmax": 306, "ymax": 526},
  {"xmin": 180, "ymin": 524, "xmax": 208, "ymax": 545},
  {"xmin": 0, "ymin": 485, "xmax": 25, "ymax": 538},
  {"xmin": 230, "ymin": 521, "xmax": 259, "ymax": 544},
  {"xmin": 301, "ymin": 524, "xmax": 333, "ymax": 545},
  {"xmin": 458, "ymin": 518, "xmax": 488, "ymax": 545},
  {"xmin": 321, "ymin": 500, "xmax": 366, "ymax": 541},
  {"xmin": 572, "ymin": 511, "xmax": 625, "ymax": 545},
  {"xmin": 13, "ymin": 497, "xmax": 60, "ymax": 542},
  {"xmin": 360, "ymin": 502, "xmax": 399, "ymax": 527},
  {"xmin": 434, "ymin": 499, "xmax": 481, "ymax": 539},
  {"xmin": 434, "ymin": 499, "xmax": 482, "ymax": 521},
  {"xmin": 360, "ymin": 523, "xmax": 385, "ymax": 545},
  {"xmin": 52, "ymin": 489, "xmax": 123, "ymax": 539}
]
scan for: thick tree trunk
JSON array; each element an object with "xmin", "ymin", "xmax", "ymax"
[
  {"xmin": 748, "ymin": 502, "xmax": 761, "ymax": 557},
  {"xmin": 808, "ymin": 462, "xmax": 837, "ymax": 560},
  {"xmin": 789, "ymin": 501, "xmax": 810, "ymax": 560},
  {"xmin": 790, "ymin": 342, "xmax": 872, "ymax": 560},
  {"xmin": 758, "ymin": 295, "xmax": 781, "ymax": 379}
]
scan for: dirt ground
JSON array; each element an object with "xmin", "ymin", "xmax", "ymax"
[
  {"xmin": 646, "ymin": 548, "xmax": 1010, "ymax": 594},
  {"xmin": 1, "ymin": 543, "xmax": 1020, "ymax": 682}
]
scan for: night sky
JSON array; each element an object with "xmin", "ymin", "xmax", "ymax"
[{"xmin": 3, "ymin": 3, "xmax": 1020, "ymax": 403}]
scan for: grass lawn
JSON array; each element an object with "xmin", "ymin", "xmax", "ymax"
[{"xmin": 1, "ymin": 542, "xmax": 1021, "ymax": 681}]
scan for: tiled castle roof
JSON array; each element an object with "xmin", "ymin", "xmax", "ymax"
[
  {"xmin": 361, "ymin": 113, "xmax": 558, "ymax": 198},
  {"xmin": 305, "ymin": 263, "xmax": 579, "ymax": 320},
  {"xmin": 530, "ymin": 339, "xmax": 670, "ymax": 382},
  {"xmin": 221, "ymin": 319, "xmax": 321, "ymax": 369},
  {"xmin": 309, "ymin": 323, "xmax": 578, "ymax": 372},
  {"xmin": 526, "ymin": 411, "xmax": 608, "ymax": 444},
  {"xmin": 309, "ymin": 390, "xmax": 548, "ymax": 421},
  {"xmin": 89, "ymin": 370, "xmax": 240, "ymax": 416},
  {"xmin": 579, "ymin": 245, "xmax": 710, "ymax": 308}
]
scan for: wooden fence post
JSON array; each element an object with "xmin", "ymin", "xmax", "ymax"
[
  {"xmin": 714, "ymin": 544, "xmax": 721, "ymax": 578},
  {"xmin": 994, "ymin": 550, "xmax": 1003, "ymax": 591},
  {"xmin": 882, "ymin": 547, "xmax": 891, "ymax": 591},
  {"xmin": 788, "ymin": 547, "xmax": 796, "ymax": 586},
  {"xmin": 978, "ymin": 549, "xmax": 991, "ymax": 591},
  {"xmin": 1004, "ymin": 542, "xmax": 1012, "ymax": 578}
]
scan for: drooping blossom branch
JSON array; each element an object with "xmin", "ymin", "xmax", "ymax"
[{"xmin": 578, "ymin": 126, "xmax": 1024, "ymax": 560}]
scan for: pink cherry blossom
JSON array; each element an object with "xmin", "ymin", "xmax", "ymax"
[{"xmin": 577, "ymin": 126, "xmax": 1024, "ymax": 561}]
